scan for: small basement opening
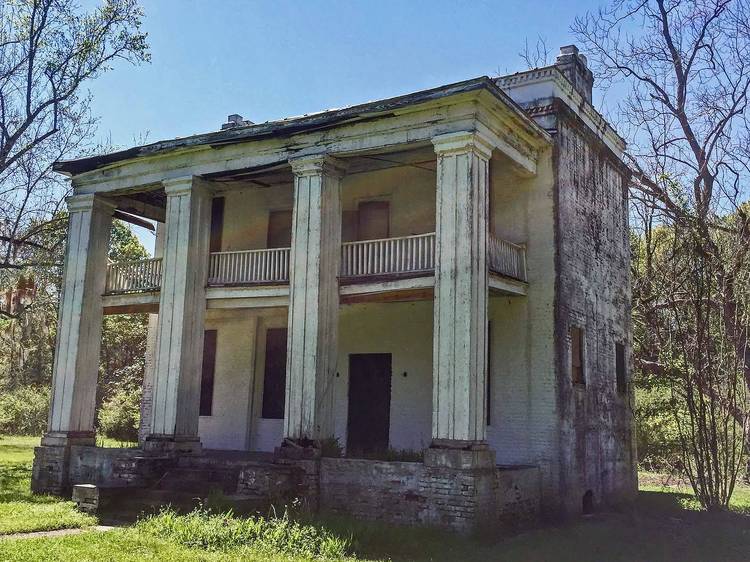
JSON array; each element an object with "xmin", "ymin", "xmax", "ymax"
[{"xmin": 582, "ymin": 490, "xmax": 594, "ymax": 514}]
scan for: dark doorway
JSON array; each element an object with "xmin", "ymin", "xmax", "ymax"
[
  {"xmin": 267, "ymin": 210, "xmax": 293, "ymax": 249},
  {"xmin": 261, "ymin": 328, "xmax": 288, "ymax": 419},
  {"xmin": 357, "ymin": 201, "xmax": 390, "ymax": 241},
  {"xmin": 347, "ymin": 353, "xmax": 392, "ymax": 455}
]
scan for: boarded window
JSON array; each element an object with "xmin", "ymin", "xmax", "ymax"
[
  {"xmin": 357, "ymin": 201, "xmax": 389, "ymax": 241},
  {"xmin": 261, "ymin": 328, "xmax": 288, "ymax": 419},
  {"xmin": 616, "ymin": 343, "xmax": 627, "ymax": 394},
  {"xmin": 210, "ymin": 197, "xmax": 225, "ymax": 253},
  {"xmin": 200, "ymin": 330, "xmax": 218, "ymax": 416},
  {"xmin": 571, "ymin": 326, "xmax": 585, "ymax": 385},
  {"xmin": 267, "ymin": 210, "xmax": 293, "ymax": 249}
]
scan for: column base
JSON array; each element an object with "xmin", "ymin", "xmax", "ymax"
[
  {"xmin": 274, "ymin": 438, "xmax": 322, "ymax": 461},
  {"xmin": 274, "ymin": 439, "xmax": 321, "ymax": 512},
  {"xmin": 41, "ymin": 431, "xmax": 96, "ymax": 447},
  {"xmin": 143, "ymin": 435, "xmax": 202, "ymax": 456},
  {"xmin": 32, "ymin": 432, "xmax": 95, "ymax": 496},
  {"xmin": 421, "ymin": 440, "xmax": 498, "ymax": 533},
  {"xmin": 425, "ymin": 439, "xmax": 495, "ymax": 469}
]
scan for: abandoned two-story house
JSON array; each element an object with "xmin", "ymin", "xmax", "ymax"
[{"xmin": 32, "ymin": 45, "xmax": 636, "ymax": 531}]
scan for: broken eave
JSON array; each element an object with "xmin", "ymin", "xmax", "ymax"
[{"xmin": 53, "ymin": 76, "xmax": 550, "ymax": 177}]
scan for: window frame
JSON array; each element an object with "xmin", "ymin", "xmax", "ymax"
[
  {"xmin": 570, "ymin": 325, "xmax": 586, "ymax": 387},
  {"xmin": 615, "ymin": 342, "xmax": 627, "ymax": 394}
]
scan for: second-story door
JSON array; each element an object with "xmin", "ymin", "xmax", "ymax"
[
  {"xmin": 357, "ymin": 201, "xmax": 389, "ymax": 241},
  {"xmin": 267, "ymin": 210, "xmax": 293, "ymax": 248}
]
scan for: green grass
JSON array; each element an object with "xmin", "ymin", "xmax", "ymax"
[
  {"xmin": 638, "ymin": 470, "xmax": 750, "ymax": 513},
  {"xmin": 0, "ymin": 435, "xmax": 97, "ymax": 536},
  {"xmin": 1, "ymin": 435, "xmax": 749, "ymax": 561}
]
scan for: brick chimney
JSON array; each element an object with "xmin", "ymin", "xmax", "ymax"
[
  {"xmin": 221, "ymin": 114, "xmax": 254, "ymax": 130},
  {"xmin": 554, "ymin": 45, "xmax": 594, "ymax": 103}
]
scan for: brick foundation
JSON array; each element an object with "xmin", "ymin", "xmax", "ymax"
[
  {"xmin": 319, "ymin": 454, "xmax": 540, "ymax": 532},
  {"xmin": 33, "ymin": 444, "xmax": 541, "ymax": 532},
  {"xmin": 32, "ymin": 444, "xmax": 175, "ymax": 495}
]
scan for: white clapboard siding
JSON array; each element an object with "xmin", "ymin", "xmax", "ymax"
[
  {"xmin": 208, "ymin": 248, "xmax": 291, "ymax": 285},
  {"xmin": 340, "ymin": 232, "xmax": 436, "ymax": 277},
  {"xmin": 488, "ymin": 235, "xmax": 527, "ymax": 282},
  {"xmin": 105, "ymin": 257, "xmax": 163, "ymax": 294}
]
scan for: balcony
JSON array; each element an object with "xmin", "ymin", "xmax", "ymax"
[
  {"xmin": 103, "ymin": 233, "xmax": 527, "ymax": 297},
  {"xmin": 340, "ymin": 232, "xmax": 436, "ymax": 280},
  {"xmin": 208, "ymin": 248, "xmax": 291, "ymax": 286},
  {"xmin": 105, "ymin": 258, "xmax": 163, "ymax": 294}
]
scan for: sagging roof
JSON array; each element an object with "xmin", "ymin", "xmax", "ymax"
[{"xmin": 54, "ymin": 76, "xmax": 548, "ymax": 176}]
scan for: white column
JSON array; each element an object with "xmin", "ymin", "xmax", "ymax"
[
  {"xmin": 138, "ymin": 222, "xmax": 165, "ymax": 445},
  {"xmin": 146, "ymin": 176, "xmax": 213, "ymax": 452},
  {"xmin": 284, "ymin": 155, "xmax": 344, "ymax": 442},
  {"xmin": 44, "ymin": 194, "xmax": 115, "ymax": 446},
  {"xmin": 432, "ymin": 131, "xmax": 491, "ymax": 444}
]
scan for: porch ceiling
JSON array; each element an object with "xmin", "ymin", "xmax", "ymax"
[{"xmin": 206, "ymin": 144, "xmax": 437, "ymax": 188}]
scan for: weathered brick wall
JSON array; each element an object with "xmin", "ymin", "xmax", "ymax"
[
  {"xmin": 236, "ymin": 463, "xmax": 297, "ymax": 503},
  {"xmin": 553, "ymin": 108, "xmax": 637, "ymax": 515},
  {"xmin": 319, "ymin": 458, "xmax": 541, "ymax": 532},
  {"xmin": 495, "ymin": 466, "xmax": 541, "ymax": 527},
  {"xmin": 321, "ymin": 459, "xmax": 428, "ymax": 525},
  {"xmin": 67, "ymin": 446, "xmax": 173, "ymax": 489},
  {"xmin": 31, "ymin": 446, "xmax": 70, "ymax": 495}
]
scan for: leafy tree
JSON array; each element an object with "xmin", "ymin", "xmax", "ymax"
[{"xmin": 0, "ymin": 0, "xmax": 149, "ymax": 317}]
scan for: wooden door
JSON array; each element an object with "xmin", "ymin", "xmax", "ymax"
[{"xmin": 347, "ymin": 353, "xmax": 392, "ymax": 455}]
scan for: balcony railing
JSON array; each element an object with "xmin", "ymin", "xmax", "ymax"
[
  {"xmin": 488, "ymin": 235, "xmax": 527, "ymax": 282},
  {"xmin": 340, "ymin": 232, "xmax": 436, "ymax": 278},
  {"xmin": 102, "ymin": 233, "xmax": 527, "ymax": 295},
  {"xmin": 208, "ymin": 248, "xmax": 290, "ymax": 285},
  {"xmin": 105, "ymin": 258, "xmax": 162, "ymax": 294}
]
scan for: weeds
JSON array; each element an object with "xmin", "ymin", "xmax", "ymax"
[{"xmin": 137, "ymin": 507, "xmax": 352, "ymax": 559}]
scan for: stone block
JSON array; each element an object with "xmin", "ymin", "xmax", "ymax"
[{"xmin": 72, "ymin": 484, "xmax": 99, "ymax": 514}]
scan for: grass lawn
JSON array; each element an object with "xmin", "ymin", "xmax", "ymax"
[
  {"xmin": 1, "ymin": 435, "xmax": 749, "ymax": 561},
  {"xmin": 0, "ymin": 435, "xmax": 96, "ymax": 536}
]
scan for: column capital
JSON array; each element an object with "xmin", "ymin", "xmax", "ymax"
[
  {"xmin": 289, "ymin": 154, "xmax": 346, "ymax": 178},
  {"xmin": 162, "ymin": 176, "xmax": 215, "ymax": 196},
  {"xmin": 432, "ymin": 131, "xmax": 494, "ymax": 160},
  {"xmin": 65, "ymin": 193, "xmax": 117, "ymax": 215}
]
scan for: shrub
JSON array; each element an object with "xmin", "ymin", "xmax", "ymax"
[
  {"xmin": 320, "ymin": 437, "xmax": 344, "ymax": 458},
  {"xmin": 0, "ymin": 386, "xmax": 48, "ymax": 435},
  {"xmin": 137, "ymin": 508, "xmax": 351, "ymax": 559},
  {"xmin": 635, "ymin": 383, "xmax": 683, "ymax": 472},
  {"xmin": 97, "ymin": 383, "xmax": 141, "ymax": 443}
]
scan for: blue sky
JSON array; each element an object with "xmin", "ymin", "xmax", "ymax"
[{"xmin": 88, "ymin": 0, "xmax": 606, "ymax": 250}]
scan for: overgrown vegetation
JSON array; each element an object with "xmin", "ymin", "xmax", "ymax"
[
  {"xmin": 0, "ymin": 386, "xmax": 48, "ymax": 436},
  {"xmin": 97, "ymin": 375, "xmax": 142, "ymax": 443},
  {"xmin": 137, "ymin": 508, "xmax": 352, "ymax": 559}
]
